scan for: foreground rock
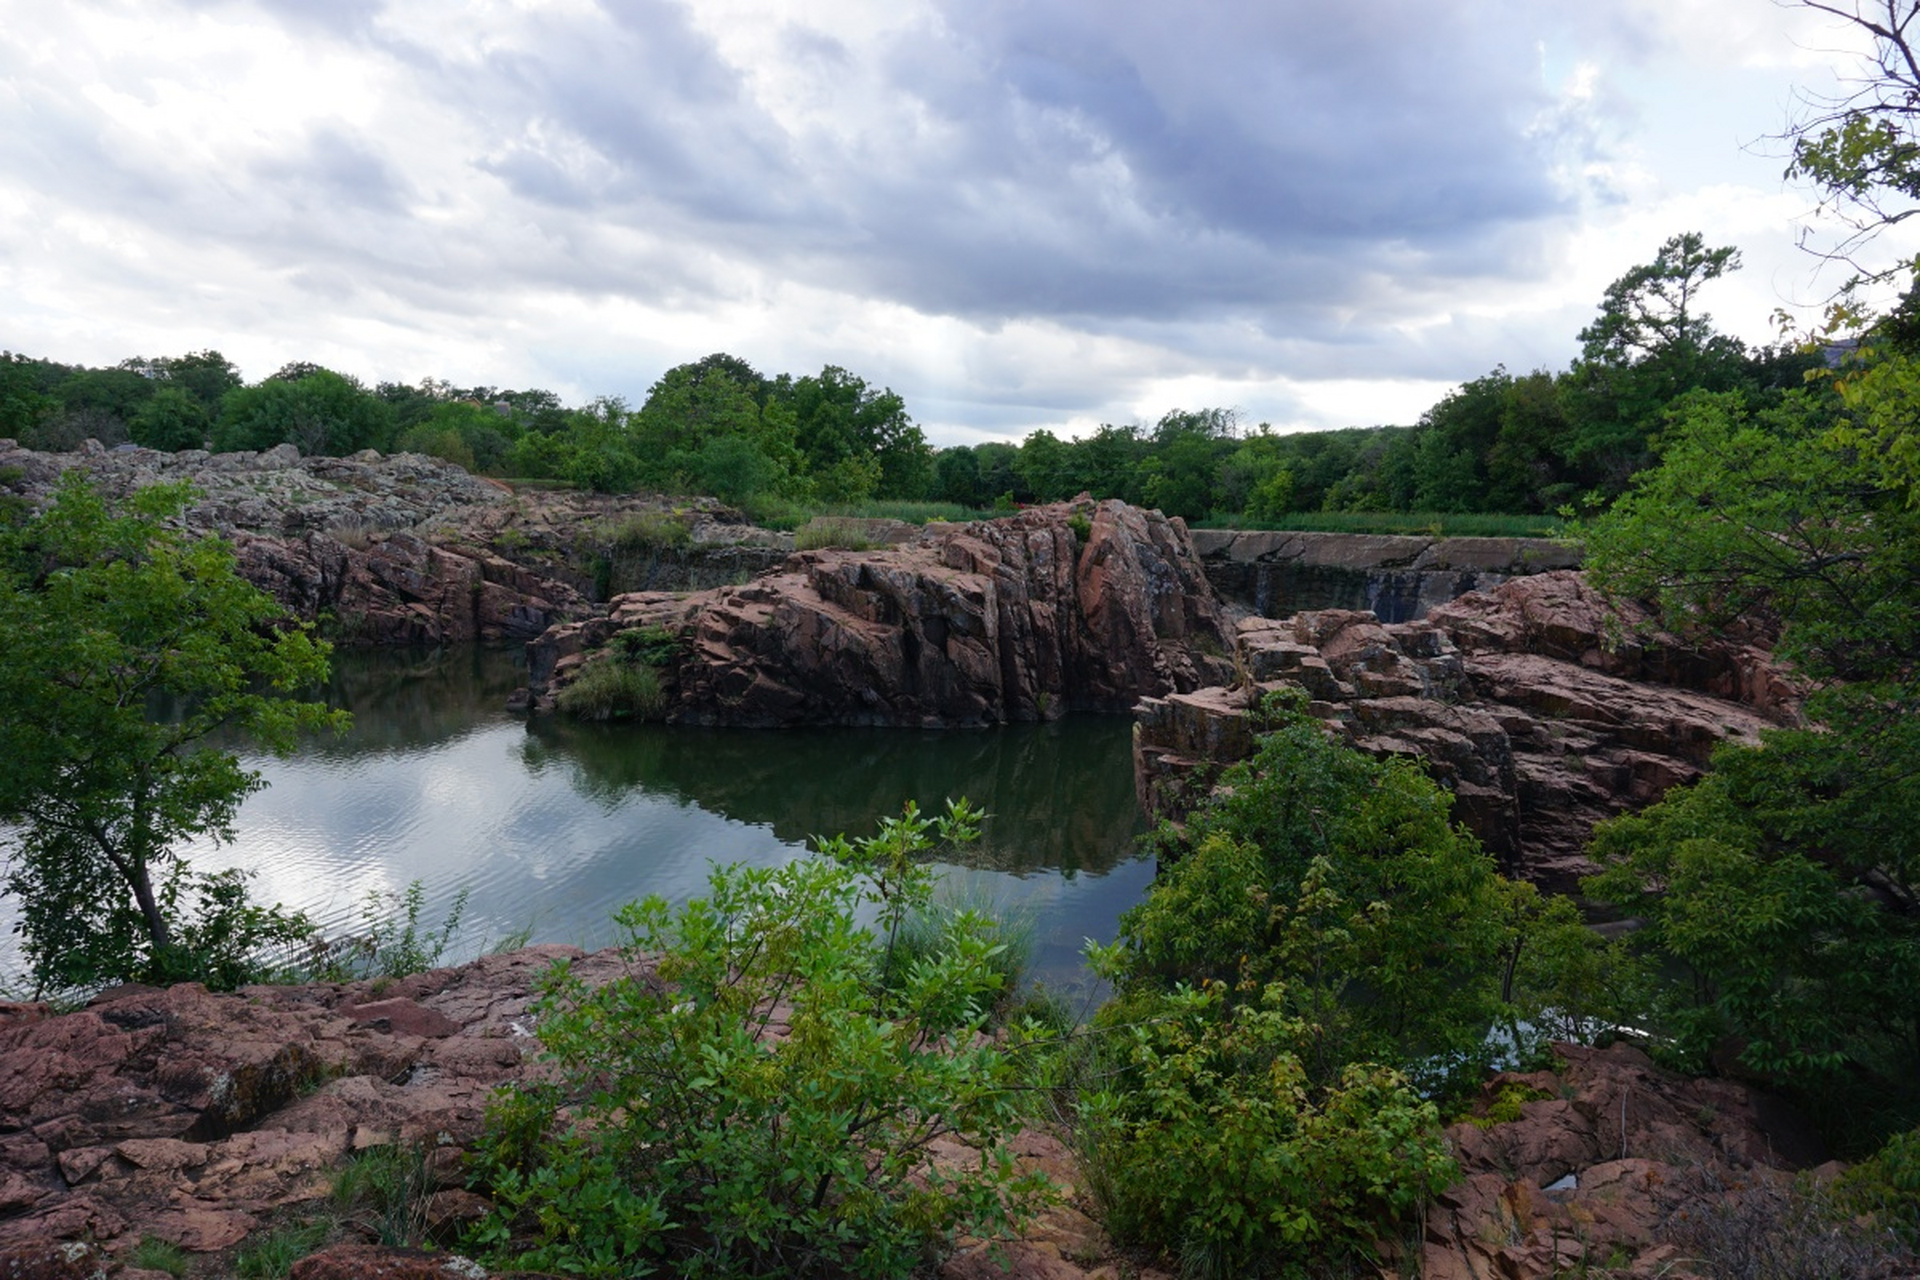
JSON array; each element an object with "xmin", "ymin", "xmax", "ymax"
[
  {"xmin": 0, "ymin": 441, "xmax": 788, "ymax": 646},
  {"xmin": 1136, "ymin": 571, "xmax": 1798, "ymax": 888},
  {"xmin": 1190, "ymin": 528, "xmax": 1580, "ymax": 622},
  {"xmin": 0, "ymin": 951, "xmax": 1849, "ymax": 1280},
  {"xmin": 530, "ymin": 499, "xmax": 1238, "ymax": 727},
  {"xmin": 1422, "ymin": 1042, "xmax": 1844, "ymax": 1280}
]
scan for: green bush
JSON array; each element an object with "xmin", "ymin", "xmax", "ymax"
[
  {"xmin": 554, "ymin": 657, "xmax": 666, "ymax": 722},
  {"xmin": 469, "ymin": 801, "xmax": 1052, "ymax": 1279},
  {"xmin": 1079, "ymin": 982, "xmax": 1455, "ymax": 1280}
]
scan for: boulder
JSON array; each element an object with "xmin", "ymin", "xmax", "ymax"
[
  {"xmin": 1135, "ymin": 571, "xmax": 1797, "ymax": 887},
  {"xmin": 528, "ymin": 499, "xmax": 1238, "ymax": 727}
]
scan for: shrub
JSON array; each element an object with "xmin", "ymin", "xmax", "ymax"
[
  {"xmin": 554, "ymin": 656, "xmax": 665, "ymax": 722},
  {"xmin": 469, "ymin": 801, "xmax": 1053, "ymax": 1279},
  {"xmin": 1078, "ymin": 981, "xmax": 1455, "ymax": 1280}
]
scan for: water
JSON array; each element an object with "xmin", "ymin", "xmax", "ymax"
[{"xmin": 3, "ymin": 648, "xmax": 1154, "ymax": 990}]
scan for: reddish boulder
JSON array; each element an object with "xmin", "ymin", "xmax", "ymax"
[
  {"xmin": 1135, "ymin": 571, "xmax": 1796, "ymax": 887},
  {"xmin": 530, "ymin": 500, "xmax": 1237, "ymax": 727}
]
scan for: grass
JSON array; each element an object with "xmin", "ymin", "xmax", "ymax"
[
  {"xmin": 795, "ymin": 517, "xmax": 884, "ymax": 551},
  {"xmin": 129, "ymin": 1236, "xmax": 192, "ymax": 1277},
  {"xmin": 332, "ymin": 1144, "xmax": 438, "ymax": 1248},
  {"xmin": 604, "ymin": 510, "xmax": 691, "ymax": 552},
  {"xmin": 743, "ymin": 495, "xmax": 984, "ymax": 530},
  {"xmin": 555, "ymin": 655, "xmax": 666, "ymax": 721},
  {"xmin": 232, "ymin": 1221, "xmax": 329, "ymax": 1279},
  {"xmin": 1196, "ymin": 510, "xmax": 1566, "ymax": 538}
]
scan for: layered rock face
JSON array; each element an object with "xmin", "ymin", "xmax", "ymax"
[
  {"xmin": 1136, "ymin": 571, "xmax": 1797, "ymax": 888},
  {"xmin": 1191, "ymin": 528, "xmax": 1581, "ymax": 622},
  {"xmin": 530, "ymin": 499, "xmax": 1238, "ymax": 728},
  {"xmin": 0, "ymin": 440, "xmax": 788, "ymax": 646}
]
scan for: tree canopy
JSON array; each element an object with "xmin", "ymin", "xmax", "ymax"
[{"xmin": 0, "ymin": 475, "xmax": 344, "ymax": 993}]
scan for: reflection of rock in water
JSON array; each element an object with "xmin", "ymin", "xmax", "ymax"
[
  {"xmin": 522, "ymin": 716, "xmax": 1146, "ymax": 877},
  {"xmin": 309, "ymin": 647, "xmax": 529, "ymax": 754}
]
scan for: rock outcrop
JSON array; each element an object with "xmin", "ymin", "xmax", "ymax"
[
  {"xmin": 0, "ymin": 955, "xmax": 1845, "ymax": 1280},
  {"xmin": 1135, "ymin": 571, "xmax": 1798, "ymax": 888},
  {"xmin": 0, "ymin": 441, "xmax": 789, "ymax": 647},
  {"xmin": 1190, "ymin": 528, "xmax": 1581, "ymax": 622},
  {"xmin": 1420, "ymin": 1042, "xmax": 1839, "ymax": 1280},
  {"xmin": 530, "ymin": 499, "xmax": 1238, "ymax": 728}
]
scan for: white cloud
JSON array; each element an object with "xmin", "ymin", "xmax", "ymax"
[{"xmin": 0, "ymin": 0, "xmax": 1898, "ymax": 439}]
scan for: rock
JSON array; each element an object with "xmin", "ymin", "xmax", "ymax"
[
  {"xmin": 1190, "ymin": 528, "xmax": 1581, "ymax": 622},
  {"xmin": 0, "ymin": 442, "xmax": 787, "ymax": 648},
  {"xmin": 0, "ymin": 945, "xmax": 634, "ymax": 1256},
  {"xmin": 1134, "ymin": 571, "xmax": 1796, "ymax": 887},
  {"xmin": 530, "ymin": 499, "xmax": 1238, "ymax": 727},
  {"xmin": 287, "ymin": 1244, "xmax": 513, "ymax": 1279},
  {"xmin": 1420, "ymin": 1042, "xmax": 1823, "ymax": 1280}
]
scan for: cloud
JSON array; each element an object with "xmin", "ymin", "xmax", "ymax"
[{"xmin": 0, "ymin": 0, "xmax": 1859, "ymax": 440}]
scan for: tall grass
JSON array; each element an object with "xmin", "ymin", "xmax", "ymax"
[
  {"xmin": 555, "ymin": 657, "xmax": 666, "ymax": 721},
  {"xmin": 879, "ymin": 884, "xmax": 1038, "ymax": 1022},
  {"xmin": 743, "ymin": 495, "xmax": 984, "ymax": 530},
  {"xmin": 1197, "ymin": 510, "xmax": 1567, "ymax": 538}
]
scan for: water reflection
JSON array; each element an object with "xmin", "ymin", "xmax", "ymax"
[{"xmin": 2, "ymin": 648, "xmax": 1151, "ymax": 986}]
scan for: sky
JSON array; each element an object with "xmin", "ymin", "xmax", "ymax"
[{"xmin": 1, "ymin": 0, "xmax": 1911, "ymax": 445}]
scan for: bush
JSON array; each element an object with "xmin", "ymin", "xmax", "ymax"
[
  {"xmin": 1079, "ymin": 982, "xmax": 1455, "ymax": 1280},
  {"xmin": 554, "ymin": 657, "xmax": 666, "ymax": 722},
  {"xmin": 469, "ymin": 801, "xmax": 1052, "ymax": 1279}
]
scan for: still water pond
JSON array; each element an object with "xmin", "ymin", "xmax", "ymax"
[{"xmin": 28, "ymin": 648, "xmax": 1155, "ymax": 987}]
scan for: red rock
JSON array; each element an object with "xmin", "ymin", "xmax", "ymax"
[
  {"xmin": 349, "ymin": 999, "xmax": 463, "ymax": 1039},
  {"xmin": 531, "ymin": 500, "xmax": 1237, "ymax": 727},
  {"xmin": 1135, "ymin": 570, "xmax": 1797, "ymax": 888}
]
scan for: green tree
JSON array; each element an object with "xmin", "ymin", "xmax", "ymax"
[
  {"xmin": 1563, "ymin": 233, "xmax": 1750, "ymax": 495},
  {"xmin": 130, "ymin": 386, "xmax": 212, "ymax": 451},
  {"xmin": 0, "ymin": 352, "xmax": 54, "ymax": 441},
  {"xmin": 1581, "ymin": 379, "xmax": 1920, "ymax": 1140},
  {"xmin": 778, "ymin": 366, "xmax": 932, "ymax": 500},
  {"xmin": 215, "ymin": 369, "xmax": 397, "ymax": 455},
  {"xmin": 0, "ymin": 475, "xmax": 345, "ymax": 993}
]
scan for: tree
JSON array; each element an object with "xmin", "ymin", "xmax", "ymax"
[
  {"xmin": 0, "ymin": 475, "xmax": 344, "ymax": 992},
  {"xmin": 1580, "ymin": 379, "xmax": 1920, "ymax": 1141},
  {"xmin": 130, "ymin": 386, "xmax": 212, "ymax": 451},
  {"xmin": 0, "ymin": 352, "xmax": 54, "ymax": 441},
  {"xmin": 1783, "ymin": 2, "xmax": 1920, "ymax": 278},
  {"xmin": 1563, "ymin": 233, "xmax": 1750, "ymax": 495},
  {"xmin": 215, "ymin": 369, "xmax": 397, "ymax": 455}
]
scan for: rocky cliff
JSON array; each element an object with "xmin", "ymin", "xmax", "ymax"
[
  {"xmin": 0, "ymin": 440, "xmax": 789, "ymax": 646},
  {"xmin": 1191, "ymin": 528, "xmax": 1580, "ymax": 622},
  {"xmin": 529, "ymin": 498, "xmax": 1238, "ymax": 728},
  {"xmin": 1135, "ymin": 571, "xmax": 1798, "ymax": 889}
]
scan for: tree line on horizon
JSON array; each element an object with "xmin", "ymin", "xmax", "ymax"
[{"xmin": 0, "ymin": 230, "xmax": 1825, "ymax": 526}]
